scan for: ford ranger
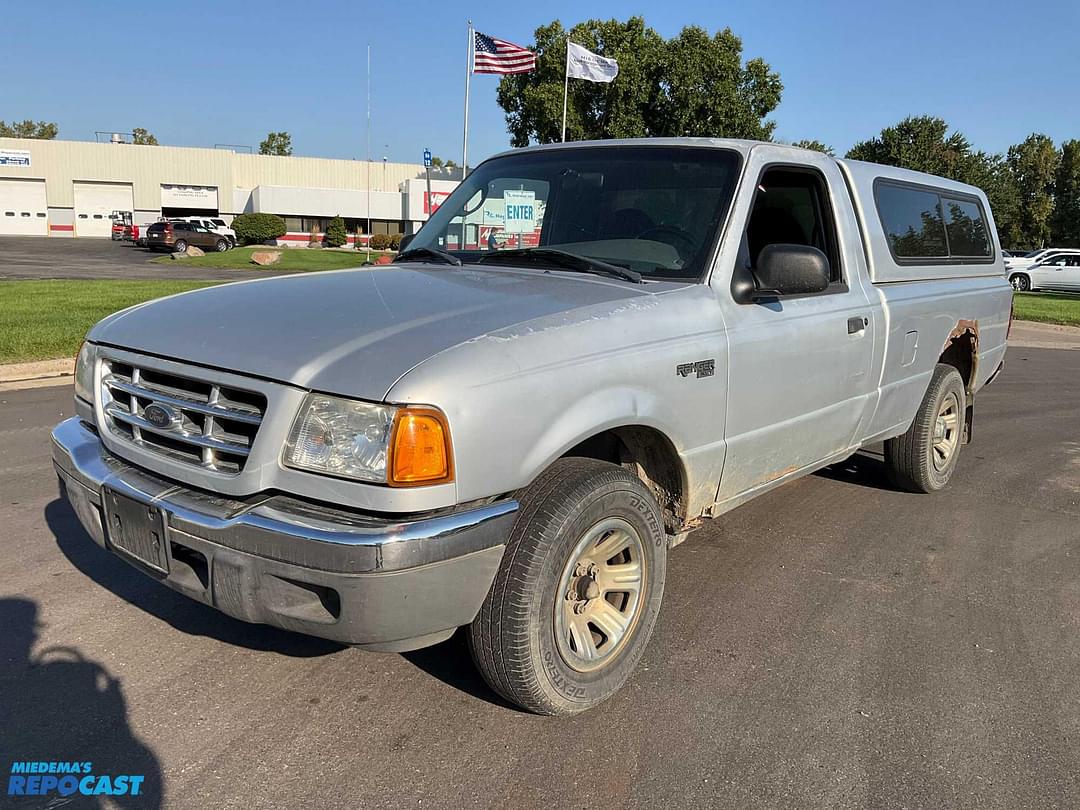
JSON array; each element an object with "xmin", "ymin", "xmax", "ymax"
[{"xmin": 52, "ymin": 139, "xmax": 1011, "ymax": 715}]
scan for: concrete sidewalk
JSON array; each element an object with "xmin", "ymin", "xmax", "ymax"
[
  {"xmin": 0, "ymin": 358, "xmax": 74, "ymax": 391},
  {"xmin": 1007, "ymin": 320, "xmax": 1080, "ymax": 349}
]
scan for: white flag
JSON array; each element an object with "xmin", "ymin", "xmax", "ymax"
[{"xmin": 566, "ymin": 41, "xmax": 619, "ymax": 83}]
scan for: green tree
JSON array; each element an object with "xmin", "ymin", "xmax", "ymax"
[
  {"xmin": 131, "ymin": 127, "xmax": 158, "ymax": 145},
  {"xmin": 495, "ymin": 17, "xmax": 781, "ymax": 146},
  {"xmin": 845, "ymin": 116, "xmax": 1025, "ymax": 248},
  {"xmin": 0, "ymin": 119, "xmax": 58, "ymax": 139},
  {"xmin": 1052, "ymin": 139, "xmax": 1080, "ymax": 246},
  {"xmin": 259, "ymin": 131, "xmax": 293, "ymax": 156},
  {"xmin": 324, "ymin": 215, "xmax": 347, "ymax": 248},
  {"xmin": 791, "ymin": 139, "xmax": 834, "ymax": 155},
  {"xmin": 1006, "ymin": 133, "xmax": 1059, "ymax": 249},
  {"xmin": 846, "ymin": 116, "xmax": 982, "ymax": 178}
]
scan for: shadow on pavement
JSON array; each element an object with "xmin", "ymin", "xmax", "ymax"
[
  {"xmin": 402, "ymin": 629, "xmax": 523, "ymax": 713},
  {"xmin": 0, "ymin": 598, "xmax": 163, "ymax": 808},
  {"xmin": 815, "ymin": 449, "xmax": 897, "ymax": 492},
  {"xmin": 45, "ymin": 498, "xmax": 344, "ymax": 658}
]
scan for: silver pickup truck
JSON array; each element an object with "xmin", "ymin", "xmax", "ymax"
[{"xmin": 52, "ymin": 139, "xmax": 1011, "ymax": 715}]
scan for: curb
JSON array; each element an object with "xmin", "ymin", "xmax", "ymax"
[{"xmin": 0, "ymin": 358, "xmax": 74, "ymax": 385}]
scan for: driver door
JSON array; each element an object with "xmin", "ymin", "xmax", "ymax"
[{"xmin": 713, "ymin": 147, "xmax": 879, "ymax": 502}]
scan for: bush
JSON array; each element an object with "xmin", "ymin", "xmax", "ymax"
[
  {"xmin": 308, "ymin": 225, "xmax": 321, "ymax": 248},
  {"xmin": 390, "ymin": 233, "xmax": 403, "ymax": 250},
  {"xmin": 369, "ymin": 233, "xmax": 392, "ymax": 250},
  {"xmin": 231, "ymin": 213, "xmax": 286, "ymax": 245},
  {"xmin": 325, "ymin": 216, "xmax": 347, "ymax": 248}
]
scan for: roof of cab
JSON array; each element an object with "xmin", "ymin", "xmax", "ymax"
[{"xmin": 487, "ymin": 136, "xmax": 762, "ymax": 162}]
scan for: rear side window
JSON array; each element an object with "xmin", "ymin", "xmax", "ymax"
[
  {"xmin": 875, "ymin": 182, "xmax": 993, "ymax": 262},
  {"xmin": 943, "ymin": 197, "xmax": 991, "ymax": 257}
]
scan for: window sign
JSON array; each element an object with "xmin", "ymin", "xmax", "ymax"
[{"xmin": 503, "ymin": 190, "xmax": 536, "ymax": 235}]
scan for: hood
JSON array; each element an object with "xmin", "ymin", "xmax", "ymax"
[{"xmin": 90, "ymin": 264, "xmax": 648, "ymax": 400}]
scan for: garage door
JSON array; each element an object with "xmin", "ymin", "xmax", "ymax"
[
  {"xmin": 74, "ymin": 181, "xmax": 134, "ymax": 238},
  {"xmin": 0, "ymin": 178, "xmax": 48, "ymax": 236}
]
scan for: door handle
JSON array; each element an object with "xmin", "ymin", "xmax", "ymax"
[{"xmin": 847, "ymin": 316, "xmax": 868, "ymax": 334}]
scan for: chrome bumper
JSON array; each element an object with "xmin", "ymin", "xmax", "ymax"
[{"xmin": 51, "ymin": 417, "xmax": 517, "ymax": 651}]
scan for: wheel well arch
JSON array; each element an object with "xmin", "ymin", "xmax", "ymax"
[
  {"xmin": 562, "ymin": 426, "xmax": 687, "ymax": 535},
  {"xmin": 939, "ymin": 320, "xmax": 978, "ymax": 399}
]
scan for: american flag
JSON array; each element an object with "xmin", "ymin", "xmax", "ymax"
[{"xmin": 473, "ymin": 31, "xmax": 536, "ymax": 75}]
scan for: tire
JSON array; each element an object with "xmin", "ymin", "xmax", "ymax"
[
  {"xmin": 469, "ymin": 457, "xmax": 667, "ymax": 715},
  {"xmin": 174, "ymin": 239, "xmax": 188, "ymax": 253},
  {"xmin": 1010, "ymin": 273, "xmax": 1031, "ymax": 292},
  {"xmin": 214, "ymin": 238, "xmax": 227, "ymax": 252},
  {"xmin": 885, "ymin": 363, "xmax": 966, "ymax": 493}
]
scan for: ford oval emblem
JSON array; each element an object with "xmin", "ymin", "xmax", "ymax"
[{"xmin": 144, "ymin": 402, "xmax": 178, "ymax": 429}]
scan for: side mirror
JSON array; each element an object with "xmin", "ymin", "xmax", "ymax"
[
  {"xmin": 749, "ymin": 244, "xmax": 831, "ymax": 299},
  {"xmin": 398, "ymin": 233, "xmax": 415, "ymax": 252}
]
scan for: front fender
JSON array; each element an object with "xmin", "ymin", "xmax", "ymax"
[{"xmin": 386, "ymin": 285, "xmax": 730, "ymax": 518}]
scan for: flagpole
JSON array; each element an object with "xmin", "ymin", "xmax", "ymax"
[
  {"xmin": 462, "ymin": 20, "xmax": 473, "ymax": 176},
  {"xmin": 366, "ymin": 43, "xmax": 372, "ymax": 249},
  {"xmin": 561, "ymin": 37, "xmax": 570, "ymax": 143}
]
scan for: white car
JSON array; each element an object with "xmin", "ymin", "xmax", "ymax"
[
  {"xmin": 1005, "ymin": 247, "xmax": 1075, "ymax": 270},
  {"xmin": 1008, "ymin": 249, "xmax": 1080, "ymax": 291},
  {"xmin": 171, "ymin": 217, "xmax": 236, "ymax": 247}
]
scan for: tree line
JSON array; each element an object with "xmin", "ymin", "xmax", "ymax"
[
  {"xmin": 812, "ymin": 117, "xmax": 1076, "ymax": 251},
  {"xmin": 7, "ymin": 15, "xmax": 1077, "ymax": 249},
  {"xmin": 498, "ymin": 17, "xmax": 1077, "ymax": 251}
]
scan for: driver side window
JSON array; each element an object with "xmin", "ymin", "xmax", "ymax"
[{"xmin": 742, "ymin": 167, "xmax": 843, "ymax": 285}]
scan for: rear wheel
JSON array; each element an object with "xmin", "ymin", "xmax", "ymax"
[
  {"xmin": 214, "ymin": 238, "xmax": 228, "ymax": 252},
  {"xmin": 1010, "ymin": 273, "xmax": 1031, "ymax": 292},
  {"xmin": 884, "ymin": 363, "xmax": 966, "ymax": 492},
  {"xmin": 173, "ymin": 239, "xmax": 188, "ymax": 253},
  {"xmin": 469, "ymin": 458, "xmax": 667, "ymax": 715}
]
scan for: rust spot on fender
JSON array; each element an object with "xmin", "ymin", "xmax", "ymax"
[{"xmin": 943, "ymin": 319, "xmax": 979, "ymax": 397}]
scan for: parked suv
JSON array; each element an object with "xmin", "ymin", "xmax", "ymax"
[
  {"xmin": 171, "ymin": 217, "xmax": 237, "ymax": 247},
  {"xmin": 146, "ymin": 221, "xmax": 229, "ymax": 253}
]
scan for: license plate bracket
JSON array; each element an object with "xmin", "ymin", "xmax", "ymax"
[{"xmin": 102, "ymin": 488, "xmax": 170, "ymax": 574}]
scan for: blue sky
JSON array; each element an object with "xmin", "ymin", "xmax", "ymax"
[{"xmin": 3, "ymin": 0, "xmax": 1077, "ymax": 166}]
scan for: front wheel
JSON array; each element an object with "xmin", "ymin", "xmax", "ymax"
[
  {"xmin": 1010, "ymin": 273, "xmax": 1031, "ymax": 292},
  {"xmin": 469, "ymin": 458, "xmax": 667, "ymax": 715},
  {"xmin": 885, "ymin": 363, "xmax": 966, "ymax": 492},
  {"xmin": 214, "ymin": 238, "xmax": 228, "ymax": 252}
]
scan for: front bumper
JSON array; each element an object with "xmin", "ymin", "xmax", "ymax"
[{"xmin": 51, "ymin": 417, "xmax": 517, "ymax": 651}]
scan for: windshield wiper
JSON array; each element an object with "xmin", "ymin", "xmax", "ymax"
[
  {"xmin": 478, "ymin": 248, "xmax": 642, "ymax": 283},
  {"xmin": 393, "ymin": 246, "xmax": 462, "ymax": 266}
]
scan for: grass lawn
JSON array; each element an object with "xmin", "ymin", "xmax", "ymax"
[
  {"xmin": 150, "ymin": 246, "xmax": 382, "ymax": 271},
  {"xmin": 0, "ymin": 280, "xmax": 220, "ymax": 364},
  {"xmin": 1012, "ymin": 291, "xmax": 1080, "ymax": 327}
]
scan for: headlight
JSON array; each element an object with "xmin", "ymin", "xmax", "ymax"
[
  {"xmin": 74, "ymin": 341, "xmax": 97, "ymax": 403},
  {"xmin": 283, "ymin": 394, "xmax": 453, "ymax": 486}
]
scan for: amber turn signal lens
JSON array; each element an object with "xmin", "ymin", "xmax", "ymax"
[{"xmin": 389, "ymin": 408, "xmax": 452, "ymax": 485}]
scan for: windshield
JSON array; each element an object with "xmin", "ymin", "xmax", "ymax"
[{"xmin": 408, "ymin": 145, "xmax": 741, "ymax": 281}]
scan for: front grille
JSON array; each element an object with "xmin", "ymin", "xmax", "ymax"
[{"xmin": 100, "ymin": 358, "xmax": 266, "ymax": 474}]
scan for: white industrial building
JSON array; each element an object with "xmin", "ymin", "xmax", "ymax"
[{"xmin": 0, "ymin": 137, "xmax": 460, "ymax": 242}]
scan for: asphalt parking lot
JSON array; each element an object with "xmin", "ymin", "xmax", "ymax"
[
  {"xmin": 2, "ymin": 340, "xmax": 1078, "ymax": 809},
  {"xmin": 0, "ymin": 236, "xmax": 291, "ymax": 282}
]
